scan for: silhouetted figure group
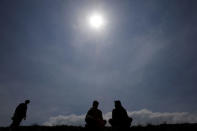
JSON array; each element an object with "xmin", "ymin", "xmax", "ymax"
[
  {"xmin": 85, "ymin": 100, "xmax": 132, "ymax": 130},
  {"xmin": 10, "ymin": 99, "xmax": 132, "ymax": 130},
  {"xmin": 10, "ymin": 100, "xmax": 30, "ymax": 130}
]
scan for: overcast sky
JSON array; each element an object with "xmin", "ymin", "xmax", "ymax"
[{"xmin": 0, "ymin": 0, "xmax": 197, "ymax": 126}]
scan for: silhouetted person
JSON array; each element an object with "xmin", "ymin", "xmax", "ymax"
[
  {"xmin": 10, "ymin": 100, "xmax": 30, "ymax": 128},
  {"xmin": 109, "ymin": 100, "xmax": 132, "ymax": 129},
  {"xmin": 85, "ymin": 101, "xmax": 106, "ymax": 129}
]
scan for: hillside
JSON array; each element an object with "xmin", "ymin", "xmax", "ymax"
[{"xmin": 1, "ymin": 123, "xmax": 197, "ymax": 131}]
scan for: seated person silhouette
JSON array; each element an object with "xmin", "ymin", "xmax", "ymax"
[
  {"xmin": 109, "ymin": 100, "xmax": 132, "ymax": 129},
  {"xmin": 85, "ymin": 100, "xmax": 106, "ymax": 129},
  {"xmin": 10, "ymin": 100, "xmax": 30, "ymax": 127}
]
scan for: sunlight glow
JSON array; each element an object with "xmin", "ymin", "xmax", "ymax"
[{"xmin": 88, "ymin": 13, "xmax": 104, "ymax": 30}]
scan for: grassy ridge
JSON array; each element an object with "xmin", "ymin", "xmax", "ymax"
[{"xmin": 1, "ymin": 123, "xmax": 197, "ymax": 131}]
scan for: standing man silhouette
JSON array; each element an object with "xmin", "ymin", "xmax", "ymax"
[{"xmin": 10, "ymin": 100, "xmax": 30, "ymax": 128}]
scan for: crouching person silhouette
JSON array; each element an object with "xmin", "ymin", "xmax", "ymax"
[
  {"xmin": 109, "ymin": 100, "xmax": 132, "ymax": 130},
  {"xmin": 85, "ymin": 101, "xmax": 106, "ymax": 130},
  {"xmin": 10, "ymin": 100, "xmax": 30, "ymax": 129}
]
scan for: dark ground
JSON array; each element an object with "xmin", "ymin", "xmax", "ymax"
[{"xmin": 1, "ymin": 123, "xmax": 197, "ymax": 131}]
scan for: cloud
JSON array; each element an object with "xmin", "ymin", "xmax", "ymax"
[
  {"xmin": 127, "ymin": 109, "xmax": 197, "ymax": 126},
  {"xmin": 44, "ymin": 114, "xmax": 86, "ymax": 126},
  {"xmin": 44, "ymin": 109, "xmax": 197, "ymax": 126}
]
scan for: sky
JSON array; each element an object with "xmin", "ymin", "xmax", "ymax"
[{"xmin": 0, "ymin": 0, "xmax": 197, "ymax": 126}]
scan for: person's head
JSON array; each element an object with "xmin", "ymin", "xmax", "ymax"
[
  {"xmin": 25, "ymin": 100, "xmax": 30, "ymax": 104},
  {"xmin": 92, "ymin": 100, "xmax": 99, "ymax": 109},
  {"xmin": 114, "ymin": 100, "xmax": 122, "ymax": 108}
]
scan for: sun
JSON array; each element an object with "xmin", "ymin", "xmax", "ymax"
[{"xmin": 88, "ymin": 13, "xmax": 104, "ymax": 30}]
